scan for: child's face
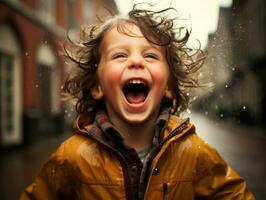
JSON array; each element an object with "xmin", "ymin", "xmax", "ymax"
[{"xmin": 95, "ymin": 22, "xmax": 170, "ymax": 124}]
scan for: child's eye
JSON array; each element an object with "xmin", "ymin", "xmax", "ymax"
[
  {"xmin": 144, "ymin": 53, "xmax": 159, "ymax": 60},
  {"xmin": 112, "ymin": 53, "xmax": 127, "ymax": 59}
]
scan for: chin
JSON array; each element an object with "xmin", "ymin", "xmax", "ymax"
[{"xmin": 122, "ymin": 112, "xmax": 154, "ymax": 125}]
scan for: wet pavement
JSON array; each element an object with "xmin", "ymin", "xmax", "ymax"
[
  {"xmin": 0, "ymin": 113, "xmax": 265, "ymax": 200},
  {"xmin": 0, "ymin": 134, "xmax": 71, "ymax": 200},
  {"xmin": 189, "ymin": 113, "xmax": 266, "ymax": 200}
]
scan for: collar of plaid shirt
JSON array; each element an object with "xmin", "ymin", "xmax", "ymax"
[{"xmin": 93, "ymin": 108, "xmax": 170, "ymax": 150}]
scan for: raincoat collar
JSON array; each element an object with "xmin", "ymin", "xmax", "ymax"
[{"xmin": 73, "ymin": 108, "xmax": 191, "ymax": 146}]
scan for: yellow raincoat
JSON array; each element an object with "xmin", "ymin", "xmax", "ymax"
[{"xmin": 20, "ymin": 114, "xmax": 255, "ymax": 200}]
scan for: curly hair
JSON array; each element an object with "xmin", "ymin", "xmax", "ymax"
[{"xmin": 63, "ymin": 5, "xmax": 206, "ymax": 115}]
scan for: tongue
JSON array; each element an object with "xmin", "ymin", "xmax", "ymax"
[{"xmin": 126, "ymin": 92, "xmax": 146, "ymax": 104}]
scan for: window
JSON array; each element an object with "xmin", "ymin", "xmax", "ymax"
[
  {"xmin": 0, "ymin": 52, "xmax": 14, "ymax": 134},
  {"xmin": 36, "ymin": 42, "xmax": 59, "ymax": 116},
  {"xmin": 39, "ymin": 64, "xmax": 52, "ymax": 116},
  {"xmin": 38, "ymin": 0, "xmax": 55, "ymax": 24},
  {"xmin": 0, "ymin": 23, "xmax": 22, "ymax": 147},
  {"xmin": 66, "ymin": 0, "xmax": 77, "ymax": 30},
  {"xmin": 83, "ymin": 0, "xmax": 93, "ymax": 23}
]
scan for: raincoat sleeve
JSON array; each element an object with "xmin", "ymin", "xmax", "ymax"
[
  {"xmin": 19, "ymin": 143, "xmax": 71, "ymax": 200},
  {"xmin": 194, "ymin": 137, "xmax": 256, "ymax": 200}
]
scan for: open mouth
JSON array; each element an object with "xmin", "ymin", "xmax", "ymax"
[{"xmin": 123, "ymin": 80, "xmax": 150, "ymax": 104}]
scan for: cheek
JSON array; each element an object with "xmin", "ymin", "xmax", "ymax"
[
  {"xmin": 100, "ymin": 66, "xmax": 122, "ymax": 92},
  {"xmin": 152, "ymin": 66, "xmax": 169, "ymax": 88}
]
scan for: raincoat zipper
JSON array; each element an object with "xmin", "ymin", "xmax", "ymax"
[
  {"xmin": 139, "ymin": 118, "xmax": 190, "ymax": 200},
  {"xmin": 85, "ymin": 130, "xmax": 135, "ymax": 200},
  {"xmin": 163, "ymin": 183, "xmax": 168, "ymax": 200}
]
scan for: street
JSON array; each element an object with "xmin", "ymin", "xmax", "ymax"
[
  {"xmin": 190, "ymin": 113, "xmax": 266, "ymax": 200},
  {"xmin": 0, "ymin": 113, "xmax": 265, "ymax": 200}
]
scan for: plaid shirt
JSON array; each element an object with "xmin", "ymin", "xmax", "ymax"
[
  {"xmin": 93, "ymin": 108, "xmax": 170, "ymax": 150},
  {"xmin": 85, "ymin": 108, "xmax": 170, "ymax": 200}
]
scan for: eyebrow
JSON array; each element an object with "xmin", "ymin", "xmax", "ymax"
[{"xmin": 105, "ymin": 43, "xmax": 164, "ymax": 53}]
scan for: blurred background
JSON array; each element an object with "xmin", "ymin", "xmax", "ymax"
[{"xmin": 0, "ymin": 0, "xmax": 265, "ymax": 199}]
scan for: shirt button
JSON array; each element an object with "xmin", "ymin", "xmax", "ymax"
[
  {"xmin": 153, "ymin": 167, "xmax": 160, "ymax": 175},
  {"xmin": 131, "ymin": 165, "xmax": 138, "ymax": 172}
]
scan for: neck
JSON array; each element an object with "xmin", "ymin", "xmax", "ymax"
[{"xmin": 108, "ymin": 112, "xmax": 159, "ymax": 151}]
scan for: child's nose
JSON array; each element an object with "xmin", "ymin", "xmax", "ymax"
[{"xmin": 127, "ymin": 54, "xmax": 145, "ymax": 69}]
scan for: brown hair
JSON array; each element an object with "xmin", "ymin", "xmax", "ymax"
[{"xmin": 63, "ymin": 5, "xmax": 206, "ymax": 115}]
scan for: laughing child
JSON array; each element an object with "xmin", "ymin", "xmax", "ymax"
[{"xmin": 20, "ymin": 5, "xmax": 255, "ymax": 200}]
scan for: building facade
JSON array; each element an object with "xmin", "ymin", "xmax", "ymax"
[
  {"xmin": 0, "ymin": 0, "xmax": 117, "ymax": 148},
  {"xmin": 196, "ymin": 0, "xmax": 266, "ymax": 127}
]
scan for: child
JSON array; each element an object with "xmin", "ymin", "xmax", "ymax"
[{"xmin": 20, "ymin": 5, "xmax": 255, "ymax": 200}]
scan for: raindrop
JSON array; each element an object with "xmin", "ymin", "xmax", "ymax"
[
  {"xmin": 35, "ymin": 84, "xmax": 39, "ymax": 88},
  {"xmin": 187, "ymin": 109, "xmax": 191, "ymax": 114},
  {"xmin": 220, "ymin": 113, "xmax": 224, "ymax": 118},
  {"xmin": 186, "ymin": 92, "xmax": 190, "ymax": 96},
  {"xmin": 243, "ymin": 105, "xmax": 246, "ymax": 110},
  {"xmin": 232, "ymin": 67, "xmax": 235, "ymax": 71},
  {"xmin": 192, "ymin": 96, "xmax": 198, "ymax": 101},
  {"xmin": 225, "ymin": 84, "xmax": 228, "ymax": 88}
]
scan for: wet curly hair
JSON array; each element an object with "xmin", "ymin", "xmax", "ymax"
[{"xmin": 63, "ymin": 5, "xmax": 206, "ymax": 116}]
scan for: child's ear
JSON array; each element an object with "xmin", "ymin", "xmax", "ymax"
[
  {"xmin": 164, "ymin": 87, "xmax": 173, "ymax": 99},
  {"xmin": 91, "ymin": 84, "xmax": 104, "ymax": 100}
]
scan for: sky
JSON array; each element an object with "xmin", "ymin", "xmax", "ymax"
[{"xmin": 114, "ymin": 0, "xmax": 232, "ymax": 49}]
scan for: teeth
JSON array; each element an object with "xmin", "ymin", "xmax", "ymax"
[{"xmin": 128, "ymin": 80, "xmax": 145, "ymax": 85}]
